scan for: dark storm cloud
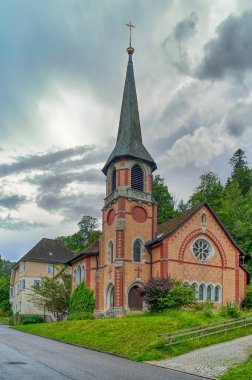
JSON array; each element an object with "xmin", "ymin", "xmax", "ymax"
[
  {"xmin": 0, "ymin": 145, "xmax": 95, "ymax": 177},
  {"xmin": 197, "ymin": 9, "xmax": 252, "ymax": 79},
  {"xmin": 162, "ymin": 12, "xmax": 198, "ymax": 74},
  {"xmin": 0, "ymin": 194, "xmax": 26, "ymax": 210},
  {"xmin": 223, "ymin": 102, "xmax": 252, "ymax": 137},
  {"xmin": 0, "ymin": 215, "xmax": 46, "ymax": 230},
  {"xmin": 29, "ymin": 169, "xmax": 103, "ymax": 193},
  {"xmin": 36, "ymin": 192, "xmax": 103, "ymax": 221}
]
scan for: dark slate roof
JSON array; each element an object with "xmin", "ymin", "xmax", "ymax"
[
  {"xmin": 20, "ymin": 238, "xmax": 74, "ymax": 264},
  {"xmin": 146, "ymin": 202, "xmax": 248, "ymax": 258},
  {"xmin": 102, "ymin": 51, "xmax": 157, "ymax": 174},
  {"xmin": 67, "ymin": 240, "xmax": 99, "ymax": 265}
]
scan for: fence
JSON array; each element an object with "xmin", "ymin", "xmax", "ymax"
[{"xmin": 160, "ymin": 316, "xmax": 252, "ymax": 346}]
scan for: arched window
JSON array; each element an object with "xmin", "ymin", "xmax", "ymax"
[
  {"xmin": 108, "ymin": 241, "xmax": 114, "ymax": 265},
  {"xmin": 133, "ymin": 239, "xmax": 142, "ymax": 263},
  {"xmin": 192, "ymin": 282, "xmax": 199, "ymax": 299},
  {"xmin": 207, "ymin": 285, "xmax": 212, "ymax": 301},
  {"xmin": 202, "ymin": 213, "xmax": 206, "ymax": 224},
  {"xmin": 215, "ymin": 285, "xmax": 221, "ymax": 302},
  {"xmin": 131, "ymin": 165, "xmax": 144, "ymax": 191},
  {"xmin": 80, "ymin": 265, "xmax": 85, "ymax": 283},
  {"xmin": 199, "ymin": 284, "xmax": 204, "ymax": 301},
  {"xmin": 111, "ymin": 168, "xmax": 116, "ymax": 192}
]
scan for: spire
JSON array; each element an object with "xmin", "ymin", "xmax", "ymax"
[{"xmin": 102, "ymin": 38, "xmax": 157, "ymax": 175}]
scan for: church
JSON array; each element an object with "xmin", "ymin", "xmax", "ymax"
[{"xmin": 68, "ymin": 42, "xmax": 249, "ymax": 316}]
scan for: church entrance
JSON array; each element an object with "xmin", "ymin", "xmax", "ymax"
[
  {"xmin": 106, "ymin": 283, "xmax": 114, "ymax": 311},
  {"xmin": 128, "ymin": 285, "xmax": 143, "ymax": 311}
]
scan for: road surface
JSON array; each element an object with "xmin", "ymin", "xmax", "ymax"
[{"xmin": 0, "ymin": 323, "xmax": 205, "ymax": 380}]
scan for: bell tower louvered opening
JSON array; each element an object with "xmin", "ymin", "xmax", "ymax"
[
  {"xmin": 111, "ymin": 168, "xmax": 116, "ymax": 192},
  {"xmin": 131, "ymin": 164, "xmax": 143, "ymax": 191}
]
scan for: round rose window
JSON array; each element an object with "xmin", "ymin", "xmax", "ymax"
[{"xmin": 192, "ymin": 238, "xmax": 212, "ymax": 262}]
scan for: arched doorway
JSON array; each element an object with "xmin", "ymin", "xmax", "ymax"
[
  {"xmin": 106, "ymin": 283, "xmax": 114, "ymax": 310},
  {"xmin": 128, "ymin": 285, "xmax": 143, "ymax": 311}
]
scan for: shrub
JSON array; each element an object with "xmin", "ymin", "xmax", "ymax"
[
  {"xmin": 140, "ymin": 277, "xmax": 195, "ymax": 312},
  {"xmin": 68, "ymin": 282, "xmax": 95, "ymax": 320},
  {"xmin": 21, "ymin": 315, "xmax": 44, "ymax": 325},
  {"xmin": 241, "ymin": 290, "xmax": 252, "ymax": 310},
  {"xmin": 219, "ymin": 302, "xmax": 241, "ymax": 318}
]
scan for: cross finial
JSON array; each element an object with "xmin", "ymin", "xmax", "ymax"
[{"xmin": 126, "ymin": 20, "xmax": 135, "ymax": 47}]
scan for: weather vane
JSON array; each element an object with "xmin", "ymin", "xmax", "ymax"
[{"xmin": 125, "ymin": 20, "xmax": 135, "ymax": 47}]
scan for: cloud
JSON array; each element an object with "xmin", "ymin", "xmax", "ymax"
[
  {"xmin": 162, "ymin": 12, "xmax": 198, "ymax": 74},
  {"xmin": 36, "ymin": 192, "xmax": 103, "ymax": 221},
  {"xmin": 0, "ymin": 194, "xmax": 26, "ymax": 210},
  {"xmin": 197, "ymin": 9, "xmax": 252, "ymax": 80},
  {"xmin": 158, "ymin": 126, "xmax": 232, "ymax": 169},
  {"xmin": 0, "ymin": 214, "xmax": 46, "ymax": 231},
  {"xmin": 222, "ymin": 101, "xmax": 252, "ymax": 136},
  {"xmin": 0, "ymin": 146, "xmax": 95, "ymax": 177}
]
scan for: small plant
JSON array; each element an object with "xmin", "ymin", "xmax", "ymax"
[
  {"xmin": 219, "ymin": 302, "xmax": 241, "ymax": 318},
  {"xmin": 68, "ymin": 282, "xmax": 95, "ymax": 320}
]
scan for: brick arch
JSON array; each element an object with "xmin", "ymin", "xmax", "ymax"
[{"xmin": 178, "ymin": 228, "xmax": 227, "ymax": 268}]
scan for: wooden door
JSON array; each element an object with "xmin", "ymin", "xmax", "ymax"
[{"xmin": 128, "ymin": 286, "xmax": 143, "ymax": 311}]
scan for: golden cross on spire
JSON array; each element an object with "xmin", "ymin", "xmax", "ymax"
[{"xmin": 125, "ymin": 20, "xmax": 135, "ymax": 47}]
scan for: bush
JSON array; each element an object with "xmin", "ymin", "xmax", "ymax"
[
  {"xmin": 68, "ymin": 282, "xmax": 95, "ymax": 320},
  {"xmin": 140, "ymin": 277, "xmax": 196, "ymax": 312},
  {"xmin": 241, "ymin": 284, "xmax": 252, "ymax": 310},
  {"xmin": 21, "ymin": 315, "xmax": 44, "ymax": 325},
  {"xmin": 219, "ymin": 302, "xmax": 241, "ymax": 318}
]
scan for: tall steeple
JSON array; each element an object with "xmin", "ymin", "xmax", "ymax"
[{"xmin": 102, "ymin": 40, "xmax": 157, "ymax": 175}]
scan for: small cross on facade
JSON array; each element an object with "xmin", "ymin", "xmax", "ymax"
[
  {"xmin": 125, "ymin": 20, "xmax": 135, "ymax": 46},
  {"xmin": 135, "ymin": 266, "xmax": 142, "ymax": 278}
]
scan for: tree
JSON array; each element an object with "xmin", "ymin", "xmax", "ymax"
[
  {"xmin": 28, "ymin": 268, "xmax": 71, "ymax": 320},
  {"xmin": 229, "ymin": 149, "xmax": 252, "ymax": 195},
  {"xmin": 152, "ymin": 175, "xmax": 177, "ymax": 224},
  {"xmin": 57, "ymin": 215, "xmax": 101, "ymax": 253},
  {"xmin": 0, "ymin": 273, "xmax": 11, "ymax": 313},
  {"xmin": 68, "ymin": 282, "xmax": 95, "ymax": 320},
  {"xmin": 189, "ymin": 171, "xmax": 223, "ymax": 211}
]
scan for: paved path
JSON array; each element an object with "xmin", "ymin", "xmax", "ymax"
[
  {"xmin": 0, "ymin": 324, "xmax": 204, "ymax": 380},
  {"xmin": 148, "ymin": 334, "xmax": 252, "ymax": 379}
]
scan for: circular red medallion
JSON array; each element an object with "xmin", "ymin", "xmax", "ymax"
[
  {"xmin": 107, "ymin": 209, "xmax": 115, "ymax": 225},
  {"xmin": 132, "ymin": 206, "xmax": 147, "ymax": 223}
]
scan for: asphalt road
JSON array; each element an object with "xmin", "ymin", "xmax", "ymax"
[{"xmin": 0, "ymin": 324, "xmax": 205, "ymax": 380}]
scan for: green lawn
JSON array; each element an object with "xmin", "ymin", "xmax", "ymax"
[
  {"xmin": 0, "ymin": 317, "xmax": 9, "ymax": 324},
  {"xmin": 12, "ymin": 310, "xmax": 252, "ymax": 361},
  {"xmin": 219, "ymin": 355, "xmax": 252, "ymax": 380}
]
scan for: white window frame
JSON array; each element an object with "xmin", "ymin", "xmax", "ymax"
[{"xmin": 47, "ymin": 264, "xmax": 53, "ymax": 274}]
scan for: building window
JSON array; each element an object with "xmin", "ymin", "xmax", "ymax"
[
  {"xmin": 215, "ymin": 285, "xmax": 221, "ymax": 302},
  {"xmin": 133, "ymin": 239, "xmax": 142, "ymax": 263},
  {"xmin": 192, "ymin": 282, "xmax": 198, "ymax": 299},
  {"xmin": 207, "ymin": 285, "xmax": 212, "ymax": 300},
  {"xmin": 192, "ymin": 238, "xmax": 213, "ymax": 262},
  {"xmin": 10, "ymin": 287, "xmax": 14, "ymax": 297},
  {"xmin": 131, "ymin": 164, "xmax": 144, "ymax": 191},
  {"xmin": 17, "ymin": 283, "xmax": 20, "ymax": 293},
  {"xmin": 21, "ymin": 279, "xmax": 26, "ymax": 290},
  {"xmin": 47, "ymin": 265, "xmax": 53, "ymax": 274},
  {"xmin": 108, "ymin": 241, "xmax": 114, "ymax": 265},
  {"xmin": 199, "ymin": 284, "xmax": 204, "ymax": 301},
  {"xmin": 19, "ymin": 263, "xmax": 25, "ymax": 272},
  {"xmin": 201, "ymin": 213, "xmax": 206, "ymax": 224},
  {"xmin": 111, "ymin": 168, "xmax": 116, "ymax": 192},
  {"xmin": 75, "ymin": 264, "xmax": 85, "ymax": 286},
  {"xmin": 33, "ymin": 280, "xmax": 41, "ymax": 287}
]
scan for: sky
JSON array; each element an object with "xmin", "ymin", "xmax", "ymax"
[{"xmin": 1, "ymin": 0, "xmax": 252, "ymax": 262}]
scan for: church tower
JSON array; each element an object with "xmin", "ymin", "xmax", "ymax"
[{"xmin": 97, "ymin": 41, "xmax": 157, "ymax": 315}]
